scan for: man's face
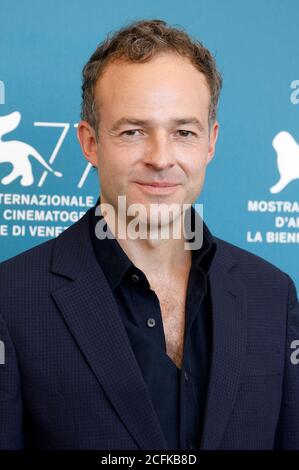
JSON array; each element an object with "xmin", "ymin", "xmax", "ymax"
[{"xmin": 78, "ymin": 53, "xmax": 219, "ymax": 223}]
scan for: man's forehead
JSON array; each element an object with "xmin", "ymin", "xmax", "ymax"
[
  {"xmin": 96, "ymin": 54, "xmax": 210, "ymax": 93},
  {"xmin": 94, "ymin": 55, "xmax": 211, "ymax": 125}
]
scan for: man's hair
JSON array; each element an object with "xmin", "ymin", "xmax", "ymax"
[{"xmin": 80, "ymin": 18, "xmax": 222, "ymax": 141}]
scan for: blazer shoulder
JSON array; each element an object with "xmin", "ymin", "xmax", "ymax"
[
  {"xmin": 0, "ymin": 237, "xmax": 55, "ymax": 275},
  {"xmin": 0, "ymin": 237, "xmax": 59, "ymax": 305},
  {"xmin": 213, "ymin": 235, "xmax": 290, "ymax": 284}
]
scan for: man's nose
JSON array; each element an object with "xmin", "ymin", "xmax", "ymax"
[{"xmin": 143, "ymin": 135, "xmax": 175, "ymax": 170}]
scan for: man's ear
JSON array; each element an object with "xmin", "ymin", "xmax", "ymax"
[
  {"xmin": 207, "ymin": 120, "xmax": 219, "ymax": 164},
  {"xmin": 77, "ymin": 120, "xmax": 98, "ymax": 168}
]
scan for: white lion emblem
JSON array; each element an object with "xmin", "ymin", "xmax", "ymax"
[
  {"xmin": 0, "ymin": 111, "xmax": 63, "ymax": 186},
  {"xmin": 270, "ymin": 131, "xmax": 299, "ymax": 193}
]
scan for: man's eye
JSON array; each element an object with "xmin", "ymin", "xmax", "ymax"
[
  {"xmin": 119, "ymin": 129, "xmax": 197, "ymax": 138},
  {"xmin": 176, "ymin": 130, "xmax": 196, "ymax": 138},
  {"xmin": 120, "ymin": 129, "xmax": 142, "ymax": 137}
]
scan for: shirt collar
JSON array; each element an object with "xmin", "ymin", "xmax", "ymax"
[{"xmin": 89, "ymin": 195, "xmax": 217, "ymax": 291}]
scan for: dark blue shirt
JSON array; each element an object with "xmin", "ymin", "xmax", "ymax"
[{"xmin": 89, "ymin": 196, "xmax": 217, "ymax": 450}]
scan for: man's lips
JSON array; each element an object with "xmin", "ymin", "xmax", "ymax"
[
  {"xmin": 133, "ymin": 181, "xmax": 179, "ymax": 187},
  {"xmin": 133, "ymin": 181, "xmax": 180, "ymax": 194}
]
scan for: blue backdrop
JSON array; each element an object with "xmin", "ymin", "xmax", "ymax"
[{"xmin": 0, "ymin": 0, "xmax": 298, "ymax": 290}]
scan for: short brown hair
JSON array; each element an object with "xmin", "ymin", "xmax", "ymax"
[{"xmin": 81, "ymin": 18, "xmax": 222, "ymax": 140}]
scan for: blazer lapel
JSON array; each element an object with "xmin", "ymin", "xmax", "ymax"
[
  {"xmin": 200, "ymin": 245, "xmax": 248, "ymax": 450},
  {"xmin": 50, "ymin": 208, "xmax": 168, "ymax": 450}
]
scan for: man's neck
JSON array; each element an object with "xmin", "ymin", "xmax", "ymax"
[
  {"xmin": 98, "ymin": 195, "xmax": 192, "ymax": 277},
  {"xmin": 116, "ymin": 234, "xmax": 192, "ymax": 278}
]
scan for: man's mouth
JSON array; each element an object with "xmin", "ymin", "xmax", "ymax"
[{"xmin": 133, "ymin": 181, "xmax": 180, "ymax": 194}]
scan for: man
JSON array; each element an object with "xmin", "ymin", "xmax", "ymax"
[{"xmin": 0, "ymin": 19, "xmax": 299, "ymax": 450}]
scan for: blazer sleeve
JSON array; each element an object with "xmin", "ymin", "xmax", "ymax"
[
  {"xmin": 274, "ymin": 274, "xmax": 299, "ymax": 449},
  {"xmin": 0, "ymin": 314, "xmax": 24, "ymax": 449}
]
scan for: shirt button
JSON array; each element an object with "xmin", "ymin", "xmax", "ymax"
[
  {"xmin": 147, "ymin": 318, "xmax": 156, "ymax": 328},
  {"xmin": 131, "ymin": 273, "xmax": 139, "ymax": 282},
  {"xmin": 184, "ymin": 370, "xmax": 189, "ymax": 381}
]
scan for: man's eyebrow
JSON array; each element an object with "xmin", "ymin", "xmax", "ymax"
[{"xmin": 109, "ymin": 117, "xmax": 206, "ymax": 132}]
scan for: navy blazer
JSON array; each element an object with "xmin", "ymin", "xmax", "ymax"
[{"xmin": 0, "ymin": 206, "xmax": 299, "ymax": 450}]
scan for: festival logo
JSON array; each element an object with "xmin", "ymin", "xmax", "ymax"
[
  {"xmin": 0, "ymin": 112, "xmax": 63, "ymax": 186},
  {"xmin": 270, "ymin": 131, "xmax": 299, "ymax": 194}
]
